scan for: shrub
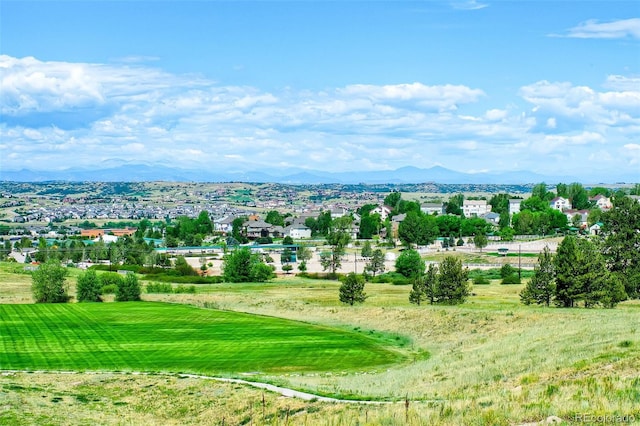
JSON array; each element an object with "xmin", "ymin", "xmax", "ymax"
[
  {"xmin": 473, "ymin": 275, "xmax": 491, "ymax": 285},
  {"xmin": 501, "ymin": 274, "xmax": 521, "ymax": 284},
  {"xmin": 76, "ymin": 269, "xmax": 103, "ymax": 302},
  {"xmin": 116, "ymin": 273, "xmax": 141, "ymax": 301},
  {"xmin": 146, "ymin": 282, "xmax": 174, "ymax": 293},
  {"xmin": 101, "ymin": 284, "xmax": 118, "ymax": 294},
  {"xmin": 174, "ymin": 285, "xmax": 196, "ymax": 294}
]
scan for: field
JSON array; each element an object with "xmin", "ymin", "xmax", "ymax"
[
  {"xmin": 0, "ymin": 303, "xmax": 402, "ymax": 375},
  {"xmin": 1, "ymin": 264, "xmax": 640, "ymax": 425}
]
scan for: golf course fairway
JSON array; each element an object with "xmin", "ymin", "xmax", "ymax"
[{"xmin": 0, "ymin": 302, "xmax": 403, "ymax": 374}]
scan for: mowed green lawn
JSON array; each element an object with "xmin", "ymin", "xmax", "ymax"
[{"xmin": 0, "ymin": 302, "xmax": 402, "ymax": 374}]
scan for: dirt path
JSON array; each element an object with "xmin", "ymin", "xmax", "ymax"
[{"xmin": 2, "ymin": 370, "xmax": 395, "ymax": 404}]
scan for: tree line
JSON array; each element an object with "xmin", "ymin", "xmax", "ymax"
[{"xmin": 521, "ymin": 195, "xmax": 639, "ymax": 308}]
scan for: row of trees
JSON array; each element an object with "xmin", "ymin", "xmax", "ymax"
[
  {"xmin": 521, "ymin": 195, "xmax": 639, "ymax": 307},
  {"xmin": 32, "ymin": 259, "xmax": 141, "ymax": 303}
]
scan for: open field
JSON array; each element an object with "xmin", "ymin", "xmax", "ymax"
[
  {"xmin": 0, "ymin": 302, "xmax": 402, "ymax": 375},
  {"xmin": 1, "ymin": 264, "xmax": 639, "ymax": 424}
]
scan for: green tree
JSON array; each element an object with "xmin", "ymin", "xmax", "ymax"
[
  {"xmin": 361, "ymin": 240, "xmax": 373, "ymax": 258},
  {"xmin": 339, "ymin": 273, "xmax": 367, "ymax": 305},
  {"xmin": 321, "ymin": 217, "xmax": 352, "ymax": 275},
  {"xmin": 409, "ymin": 263, "xmax": 438, "ymax": 305},
  {"xmin": 297, "ymin": 245, "xmax": 312, "ymax": 263},
  {"xmin": 31, "ymin": 259, "xmax": 70, "ymax": 303},
  {"xmin": 364, "ymin": 249, "xmax": 386, "ymax": 277},
  {"xmin": 568, "ymin": 182, "xmax": 590, "ymax": 210},
  {"xmin": 532, "ymin": 183, "xmax": 554, "ymax": 201},
  {"xmin": 489, "ymin": 193, "xmax": 511, "ymax": 216},
  {"xmin": 554, "ymin": 236, "xmax": 582, "ymax": 307},
  {"xmin": 174, "ymin": 256, "xmax": 198, "ymax": 276},
  {"xmin": 223, "ymin": 248, "xmax": 273, "ymax": 283},
  {"xmin": 395, "ymin": 249, "xmax": 425, "ymax": 279},
  {"xmin": 600, "ymin": 196, "xmax": 640, "ymax": 299},
  {"xmin": 436, "ymin": 256, "xmax": 470, "ymax": 305},
  {"xmin": 223, "ymin": 248, "xmax": 253, "ymax": 282},
  {"xmin": 359, "ymin": 212, "xmax": 381, "ymax": 239},
  {"xmin": 115, "ymin": 273, "xmax": 141, "ymax": 302},
  {"xmin": 195, "ymin": 211, "xmax": 213, "ymax": 235},
  {"xmin": 265, "ymin": 210, "xmax": 285, "ymax": 227},
  {"xmin": 555, "ymin": 183, "xmax": 568, "ymax": 198},
  {"xmin": 384, "ymin": 191, "xmax": 402, "ymax": 210},
  {"xmin": 520, "ymin": 246, "xmax": 555, "ymax": 306},
  {"xmin": 282, "ymin": 236, "xmax": 294, "ymax": 245},
  {"xmin": 473, "ymin": 233, "xmax": 488, "ymax": 252},
  {"xmin": 76, "ymin": 269, "xmax": 103, "ymax": 302},
  {"xmin": 398, "ymin": 211, "xmax": 421, "ymax": 248},
  {"xmin": 281, "ymin": 248, "xmax": 293, "ymax": 264}
]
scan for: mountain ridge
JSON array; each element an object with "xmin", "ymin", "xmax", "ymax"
[{"xmin": 0, "ymin": 164, "xmax": 624, "ymax": 185}]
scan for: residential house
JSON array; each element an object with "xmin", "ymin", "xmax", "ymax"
[
  {"xmin": 371, "ymin": 205, "xmax": 393, "ymax": 221},
  {"xmin": 421, "ymin": 203, "xmax": 444, "ymax": 216},
  {"xmin": 550, "ymin": 197, "xmax": 572, "ymax": 212},
  {"xmin": 565, "ymin": 209, "xmax": 590, "ymax": 228},
  {"xmin": 509, "ymin": 199, "xmax": 522, "ymax": 215},
  {"xmin": 244, "ymin": 220, "xmax": 274, "ymax": 239},
  {"xmin": 462, "ymin": 200, "xmax": 491, "ymax": 217},
  {"xmin": 590, "ymin": 194, "xmax": 612, "ymax": 210},
  {"xmin": 482, "ymin": 212, "xmax": 501, "ymax": 225},
  {"xmin": 214, "ymin": 215, "xmax": 235, "ymax": 234},
  {"xmin": 284, "ymin": 224, "xmax": 312, "ymax": 239}
]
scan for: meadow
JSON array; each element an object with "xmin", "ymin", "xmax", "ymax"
[{"xmin": 1, "ymin": 263, "xmax": 639, "ymax": 425}]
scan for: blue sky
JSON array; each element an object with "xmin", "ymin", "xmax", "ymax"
[{"xmin": 1, "ymin": 1, "xmax": 639, "ymax": 181}]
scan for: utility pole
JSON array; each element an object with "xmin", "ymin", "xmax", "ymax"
[
  {"xmin": 354, "ymin": 251, "xmax": 357, "ymax": 274},
  {"xmin": 518, "ymin": 244, "xmax": 521, "ymax": 281}
]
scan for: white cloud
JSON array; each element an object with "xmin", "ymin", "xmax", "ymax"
[
  {"xmin": 559, "ymin": 18, "xmax": 640, "ymax": 39},
  {"xmin": 451, "ymin": 1, "xmax": 488, "ymax": 11},
  {"xmin": 1, "ymin": 54, "xmax": 638, "ymax": 180}
]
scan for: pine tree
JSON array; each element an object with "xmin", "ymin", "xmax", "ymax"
[
  {"xmin": 520, "ymin": 246, "xmax": 555, "ymax": 306},
  {"xmin": 554, "ymin": 236, "xmax": 582, "ymax": 307},
  {"xmin": 365, "ymin": 249, "xmax": 386, "ymax": 277},
  {"xmin": 436, "ymin": 256, "xmax": 470, "ymax": 305},
  {"xmin": 339, "ymin": 273, "xmax": 367, "ymax": 305}
]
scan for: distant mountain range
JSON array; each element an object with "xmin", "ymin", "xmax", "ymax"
[{"xmin": 0, "ymin": 164, "xmax": 625, "ymax": 185}]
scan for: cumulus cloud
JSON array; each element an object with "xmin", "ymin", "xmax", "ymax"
[
  {"xmin": 1, "ymin": 54, "xmax": 638, "ymax": 179},
  {"xmin": 558, "ymin": 18, "xmax": 640, "ymax": 39}
]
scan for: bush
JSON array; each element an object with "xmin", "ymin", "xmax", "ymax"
[
  {"xmin": 298, "ymin": 272, "xmax": 345, "ymax": 281},
  {"xmin": 146, "ymin": 282, "xmax": 174, "ymax": 293},
  {"xmin": 142, "ymin": 274, "xmax": 223, "ymax": 284},
  {"xmin": 370, "ymin": 272, "xmax": 412, "ymax": 285},
  {"xmin": 76, "ymin": 269, "xmax": 103, "ymax": 302},
  {"xmin": 101, "ymin": 284, "xmax": 118, "ymax": 294},
  {"xmin": 501, "ymin": 274, "xmax": 522, "ymax": 284},
  {"xmin": 500, "ymin": 264, "xmax": 516, "ymax": 279},
  {"xmin": 473, "ymin": 275, "xmax": 491, "ymax": 285},
  {"xmin": 174, "ymin": 285, "xmax": 196, "ymax": 294},
  {"xmin": 115, "ymin": 273, "xmax": 141, "ymax": 301}
]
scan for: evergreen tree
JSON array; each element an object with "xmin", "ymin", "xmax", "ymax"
[
  {"xmin": 361, "ymin": 240, "xmax": 373, "ymax": 258},
  {"xmin": 520, "ymin": 246, "xmax": 555, "ymax": 306},
  {"xmin": 115, "ymin": 273, "xmax": 141, "ymax": 302},
  {"xmin": 76, "ymin": 269, "xmax": 103, "ymax": 302},
  {"xmin": 409, "ymin": 264, "xmax": 438, "ymax": 305},
  {"xmin": 600, "ymin": 196, "xmax": 640, "ymax": 299},
  {"xmin": 31, "ymin": 259, "xmax": 70, "ymax": 303},
  {"xmin": 436, "ymin": 256, "xmax": 470, "ymax": 305},
  {"xmin": 339, "ymin": 273, "xmax": 367, "ymax": 305},
  {"xmin": 364, "ymin": 249, "xmax": 386, "ymax": 277},
  {"xmin": 554, "ymin": 236, "xmax": 582, "ymax": 307}
]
